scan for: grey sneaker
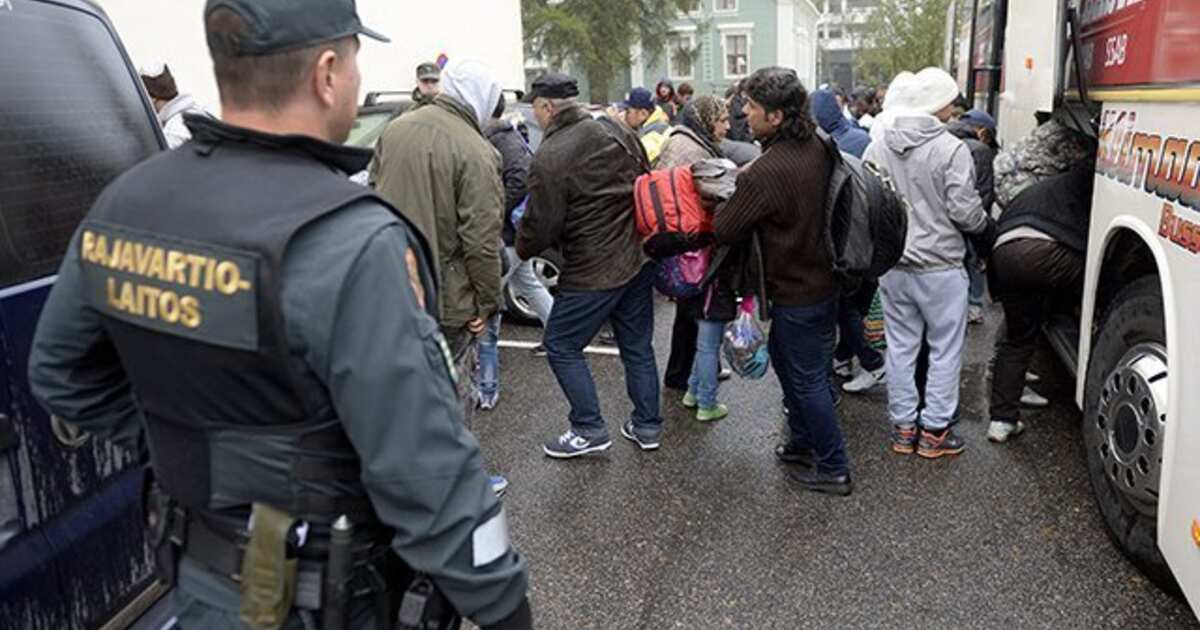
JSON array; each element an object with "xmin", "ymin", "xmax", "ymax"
[
  {"xmin": 543, "ymin": 430, "xmax": 612, "ymax": 459},
  {"xmin": 917, "ymin": 427, "xmax": 967, "ymax": 459},
  {"xmin": 987, "ymin": 420, "xmax": 1026, "ymax": 443},
  {"xmin": 620, "ymin": 421, "xmax": 660, "ymax": 451}
]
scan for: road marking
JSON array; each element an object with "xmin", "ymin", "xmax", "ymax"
[{"xmin": 496, "ymin": 339, "xmax": 620, "ymax": 357}]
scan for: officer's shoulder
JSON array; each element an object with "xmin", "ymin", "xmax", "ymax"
[{"xmin": 309, "ymin": 198, "xmax": 406, "ymax": 244}]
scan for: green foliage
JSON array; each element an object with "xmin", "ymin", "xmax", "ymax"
[
  {"xmin": 855, "ymin": 0, "xmax": 955, "ymax": 88},
  {"xmin": 522, "ymin": 0, "xmax": 702, "ymax": 102}
]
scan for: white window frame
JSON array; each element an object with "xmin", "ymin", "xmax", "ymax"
[
  {"xmin": 719, "ymin": 24, "xmax": 754, "ymax": 79},
  {"xmin": 666, "ymin": 28, "xmax": 698, "ymax": 81},
  {"xmin": 714, "ymin": 0, "xmax": 738, "ymax": 14}
]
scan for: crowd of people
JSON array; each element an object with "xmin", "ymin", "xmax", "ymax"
[{"xmin": 346, "ymin": 56, "xmax": 1098, "ymax": 501}]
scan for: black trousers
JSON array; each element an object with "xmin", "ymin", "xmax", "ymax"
[
  {"xmin": 664, "ymin": 305, "xmax": 698, "ymax": 390},
  {"xmin": 988, "ymin": 239, "xmax": 1084, "ymax": 423}
]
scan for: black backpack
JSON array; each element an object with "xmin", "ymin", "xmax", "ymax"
[{"xmin": 818, "ymin": 131, "xmax": 909, "ymax": 282}]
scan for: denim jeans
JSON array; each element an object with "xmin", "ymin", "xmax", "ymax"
[
  {"xmin": 543, "ymin": 264, "xmax": 662, "ymax": 441},
  {"xmin": 966, "ymin": 241, "xmax": 986, "ymax": 308},
  {"xmin": 687, "ymin": 320, "xmax": 725, "ymax": 409},
  {"xmin": 768, "ymin": 296, "xmax": 850, "ymax": 475},
  {"xmin": 477, "ymin": 312, "xmax": 503, "ymax": 398}
]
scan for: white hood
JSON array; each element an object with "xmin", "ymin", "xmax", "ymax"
[
  {"xmin": 870, "ymin": 68, "xmax": 959, "ymax": 144},
  {"xmin": 440, "ymin": 59, "xmax": 503, "ymax": 127}
]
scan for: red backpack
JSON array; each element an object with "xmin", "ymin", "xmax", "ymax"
[{"xmin": 633, "ymin": 167, "xmax": 714, "ymax": 259}]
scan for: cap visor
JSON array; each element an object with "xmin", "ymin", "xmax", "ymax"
[{"xmin": 359, "ymin": 25, "xmax": 391, "ymax": 43}]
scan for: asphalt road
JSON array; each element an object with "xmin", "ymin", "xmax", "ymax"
[{"xmin": 470, "ymin": 297, "xmax": 1198, "ymax": 629}]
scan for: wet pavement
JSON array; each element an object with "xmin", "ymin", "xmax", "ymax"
[{"xmin": 471, "ymin": 297, "xmax": 1198, "ymax": 629}]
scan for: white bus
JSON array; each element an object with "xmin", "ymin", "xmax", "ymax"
[{"xmin": 957, "ymin": 0, "xmax": 1199, "ymax": 615}]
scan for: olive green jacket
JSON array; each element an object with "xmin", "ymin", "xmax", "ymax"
[{"xmin": 371, "ymin": 95, "xmax": 503, "ymax": 328}]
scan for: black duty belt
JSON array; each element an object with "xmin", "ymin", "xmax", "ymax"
[{"xmin": 182, "ymin": 514, "xmax": 395, "ymax": 612}]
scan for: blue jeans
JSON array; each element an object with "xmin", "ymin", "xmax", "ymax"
[
  {"xmin": 769, "ymin": 297, "xmax": 850, "ymax": 475},
  {"xmin": 687, "ymin": 320, "xmax": 725, "ymax": 409},
  {"xmin": 543, "ymin": 264, "xmax": 662, "ymax": 441},
  {"xmin": 477, "ymin": 312, "xmax": 503, "ymax": 398},
  {"xmin": 966, "ymin": 242, "xmax": 986, "ymax": 308}
]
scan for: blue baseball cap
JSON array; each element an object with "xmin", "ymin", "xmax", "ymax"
[
  {"xmin": 961, "ymin": 109, "xmax": 997, "ymax": 132},
  {"xmin": 622, "ymin": 87, "xmax": 656, "ymax": 111}
]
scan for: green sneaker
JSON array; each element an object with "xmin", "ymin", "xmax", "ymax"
[
  {"xmin": 696, "ymin": 404, "xmax": 729, "ymax": 422},
  {"xmin": 681, "ymin": 391, "xmax": 698, "ymax": 409}
]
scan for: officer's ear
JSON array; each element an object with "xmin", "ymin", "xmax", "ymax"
[{"xmin": 312, "ymin": 48, "xmax": 341, "ymax": 109}]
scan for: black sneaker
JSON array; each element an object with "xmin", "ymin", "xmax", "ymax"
[
  {"xmin": 774, "ymin": 443, "xmax": 814, "ymax": 467},
  {"xmin": 917, "ymin": 427, "xmax": 967, "ymax": 459},
  {"xmin": 787, "ymin": 469, "xmax": 853, "ymax": 496},
  {"xmin": 530, "ymin": 343, "xmax": 548, "ymax": 357}
]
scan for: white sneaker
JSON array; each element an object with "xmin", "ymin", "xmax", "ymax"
[
  {"xmin": 968, "ymin": 305, "xmax": 985, "ymax": 325},
  {"xmin": 1020, "ymin": 386, "xmax": 1049, "ymax": 408},
  {"xmin": 843, "ymin": 367, "xmax": 885, "ymax": 394},
  {"xmin": 987, "ymin": 420, "xmax": 1026, "ymax": 443},
  {"xmin": 1025, "ymin": 371, "xmax": 1041, "ymax": 384},
  {"xmin": 833, "ymin": 358, "xmax": 857, "ymax": 379}
]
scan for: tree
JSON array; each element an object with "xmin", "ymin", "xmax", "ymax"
[
  {"xmin": 855, "ymin": 0, "xmax": 955, "ymax": 88},
  {"xmin": 522, "ymin": 0, "xmax": 702, "ymax": 103}
]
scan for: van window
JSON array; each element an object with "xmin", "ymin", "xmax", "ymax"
[{"xmin": 0, "ymin": 2, "xmax": 161, "ymax": 288}]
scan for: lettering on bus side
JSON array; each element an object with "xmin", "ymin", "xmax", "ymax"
[
  {"xmin": 77, "ymin": 221, "xmax": 261, "ymax": 350},
  {"xmin": 1098, "ymin": 109, "xmax": 1200, "ymax": 256}
]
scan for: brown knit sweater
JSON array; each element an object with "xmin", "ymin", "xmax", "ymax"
[{"xmin": 714, "ymin": 134, "xmax": 835, "ymax": 307}]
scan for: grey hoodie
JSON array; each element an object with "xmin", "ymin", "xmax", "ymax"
[{"xmin": 864, "ymin": 115, "xmax": 987, "ymax": 271}]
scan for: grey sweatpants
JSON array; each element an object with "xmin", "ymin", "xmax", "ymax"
[{"xmin": 878, "ymin": 268, "xmax": 969, "ymax": 430}]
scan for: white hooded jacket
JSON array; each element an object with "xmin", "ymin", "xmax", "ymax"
[{"xmin": 864, "ymin": 68, "xmax": 988, "ymax": 271}]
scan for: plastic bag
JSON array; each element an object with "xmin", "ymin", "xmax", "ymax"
[
  {"xmin": 722, "ymin": 297, "xmax": 770, "ymax": 380},
  {"xmin": 654, "ymin": 248, "xmax": 710, "ymax": 299}
]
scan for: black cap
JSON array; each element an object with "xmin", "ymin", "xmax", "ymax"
[
  {"xmin": 416, "ymin": 62, "xmax": 441, "ymax": 81},
  {"xmin": 204, "ymin": 0, "xmax": 390, "ymax": 57},
  {"xmin": 525, "ymin": 72, "xmax": 579, "ymax": 102}
]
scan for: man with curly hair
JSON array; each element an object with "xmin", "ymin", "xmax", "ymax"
[{"xmin": 714, "ymin": 67, "xmax": 852, "ymax": 496}]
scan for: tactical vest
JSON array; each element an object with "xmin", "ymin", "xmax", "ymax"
[{"xmin": 78, "ymin": 116, "xmax": 410, "ymax": 526}]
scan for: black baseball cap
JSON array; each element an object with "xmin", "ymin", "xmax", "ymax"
[
  {"xmin": 524, "ymin": 72, "xmax": 580, "ymax": 102},
  {"xmin": 204, "ymin": 0, "xmax": 390, "ymax": 57}
]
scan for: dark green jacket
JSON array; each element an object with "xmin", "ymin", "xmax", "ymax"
[{"xmin": 372, "ymin": 95, "xmax": 503, "ymax": 328}]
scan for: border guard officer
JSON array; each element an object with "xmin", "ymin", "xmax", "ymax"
[{"xmin": 28, "ymin": 1, "xmax": 532, "ymax": 628}]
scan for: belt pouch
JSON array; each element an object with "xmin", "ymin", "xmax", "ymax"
[{"xmin": 239, "ymin": 502, "xmax": 299, "ymax": 630}]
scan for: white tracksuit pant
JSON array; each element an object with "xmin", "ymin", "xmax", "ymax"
[{"xmin": 878, "ymin": 267, "xmax": 969, "ymax": 431}]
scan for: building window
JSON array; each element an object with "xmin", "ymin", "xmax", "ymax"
[
  {"xmin": 723, "ymin": 33, "xmax": 750, "ymax": 78},
  {"xmin": 667, "ymin": 33, "xmax": 696, "ymax": 80},
  {"xmin": 678, "ymin": 0, "xmax": 701, "ymax": 16},
  {"xmin": 715, "ymin": 0, "xmax": 738, "ymax": 12}
]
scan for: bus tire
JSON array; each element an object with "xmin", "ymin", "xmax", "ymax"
[{"xmin": 1083, "ymin": 276, "xmax": 1181, "ymax": 596}]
